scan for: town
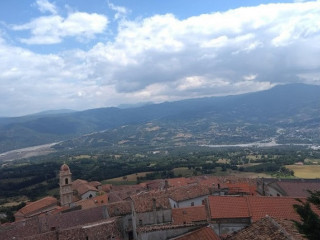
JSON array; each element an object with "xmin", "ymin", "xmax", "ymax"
[{"xmin": 1, "ymin": 163, "xmax": 320, "ymax": 239}]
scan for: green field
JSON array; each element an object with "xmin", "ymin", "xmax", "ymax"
[
  {"xmin": 102, "ymin": 171, "xmax": 152, "ymax": 184},
  {"xmin": 286, "ymin": 165, "xmax": 320, "ymax": 178}
]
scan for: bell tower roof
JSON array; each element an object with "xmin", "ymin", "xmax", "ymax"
[{"xmin": 60, "ymin": 163, "xmax": 70, "ymax": 172}]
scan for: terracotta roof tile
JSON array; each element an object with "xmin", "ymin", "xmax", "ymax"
[
  {"xmin": 107, "ymin": 184, "xmax": 145, "ymax": 203},
  {"xmin": 72, "ymin": 179, "xmax": 88, "ymax": 188},
  {"xmin": 131, "ymin": 191, "xmax": 171, "ymax": 213},
  {"xmin": 227, "ymin": 183, "xmax": 256, "ymax": 195},
  {"xmin": 173, "ymin": 226, "xmax": 221, "ymax": 240},
  {"xmin": 208, "ymin": 196, "xmax": 318, "ymax": 222},
  {"xmin": 76, "ymin": 194, "xmax": 108, "ymax": 210},
  {"xmin": 101, "ymin": 184, "xmax": 112, "ymax": 192},
  {"xmin": 225, "ymin": 216, "xmax": 306, "ymax": 240},
  {"xmin": 172, "ymin": 205, "xmax": 207, "ymax": 224},
  {"xmin": 88, "ymin": 181, "xmax": 102, "ymax": 188},
  {"xmin": 277, "ymin": 181, "xmax": 320, "ymax": 197},
  {"xmin": 106, "ymin": 201, "xmax": 132, "ymax": 217},
  {"xmin": 144, "ymin": 179, "xmax": 165, "ymax": 190},
  {"xmin": 75, "ymin": 183, "xmax": 98, "ymax": 196},
  {"xmin": 209, "ymin": 196, "xmax": 250, "ymax": 219},
  {"xmin": 168, "ymin": 177, "xmax": 195, "ymax": 187},
  {"xmin": 247, "ymin": 196, "xmax": 303, "ymax": 222},
  {"xmin": 16, "ymin": 196, "xmax": 58, "ymax": 217},
  {"xmin": 168, "ymin": 185, "xmax": 210, "ymax": 202}
]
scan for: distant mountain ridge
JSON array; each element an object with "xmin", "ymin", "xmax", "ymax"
[{"xmin": 1, "ymin": 83, "xmax": 320, "ymax": 153}]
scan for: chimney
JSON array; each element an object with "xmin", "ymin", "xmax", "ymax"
[{"xmin": 164, "ymin": 179, "xmax": 169, "ymax": 190}]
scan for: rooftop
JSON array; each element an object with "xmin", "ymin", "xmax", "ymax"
[
  {"xmin": 75, "ymin": 194, "xmax": 108, "ymax": 210},
  {"xmin": 276, "ymin": 181, "xmax": 320, "ymax": 197},
  {"xmin": 172, "ymin": 205, "xmax": 207, "ymax": 225},
  {"xmin": 168, "ymin": 184, "xmax": 210, "ymax": 202},
  {"xmin": 106, "ymin": 201, "xmax": 132, "ymax": 217},
  {"xmin": 15, "ymin": 196, "xmax": 58, "ymax": 217},
  {"xmin": 224, "ymin": 216, "xmax": 306, "ymax": 240},
  {"xmin": 208, "ymin": 196, "xmax": 314, "ymax": 222},
  {"xmin": 172, "ymin": 226, "xmax": 221, "ymax": 240},
  {"xmin": 131, "ymin": 191, "xmax": 171, "ymax": 213}
]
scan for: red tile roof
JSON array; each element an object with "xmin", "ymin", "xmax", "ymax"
[
  {"xmin": 172, "ymin": 226, "xmax": 221, "ymax": 240},
  {"xmin": 101, "ymin": 184, "xmax": 112, "ymax": 192},
  {"xmin": 106, "ymin": 201, "xmax": 132, "ymax": 217},
  {"xmin": 247, "ymin": 196, "xmax": 302, "ymax": 222},
  {"xmin": 208, "ymin": 196, "xmax": 316, "ymax": 222},
  {"xmin": 277, "ymin": 181, "xmax": 320, "ymax": 197},
  {"xmin": 88, "ymin": 181, "xmax": 102, "ymax": 188},
  {"xmin": 75, "ymin": 194, "xmax": 108, "ymax": 210},
  {"xmin": 76, "ymin": 183, "xmax": 98, "ymax": 196},
  {"xmin": 226, "ymin": 183, "xmax": 256, "ymax": 195},
  {"xmin": 172, "ymin": 205, "xmax": 208, "ymax": 224},
  {"xmin": 168, "ymin": 177, "xmax": 194, "ymax": 188},
  {"xmin": 224, "ymin": 216, "xmax": 306, "ymax": 240},
  {"xmin": 131, "ymin": 191, "xmax": 171, "ymax": 213},
  {"xmin": 15, "ymin": 196, "xmax": 58, "ymax": 217},
  {"xmin": 72, "ymin": 179, "xmax": 88, "ymax": 188},
  {"xmin": 168, "ymin": 184, "xmax": 210, "ymax": 202},
  {"xmin": 107, "ymin": 184, "xmax": 145, "ymax": 203},
  {"xmin": 209, "ymin": 196, "xmax": 250, "ymax": 219}
]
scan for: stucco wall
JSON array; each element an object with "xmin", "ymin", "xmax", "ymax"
[
  {"xmin": 81, "ymin": 190, "xmax": 98, "ymax": 199},
  {"xmin": 136, "ymin": 209, "xmax": 172, "ymax": 226},
  {"xmin": 210, "ymin": 220, "xmax": 250, "ymax": 235},
  {"xmin": 170, "ymin": 195, "xmax": 208, "ymax": 208}
]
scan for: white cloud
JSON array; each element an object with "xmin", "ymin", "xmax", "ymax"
[
  {"xmin": 35, "ymin": 0, "xmax": 57, "ymax": 14},
  {"xmin": 12, "ymin": 12, "xmax": 108, "ymax": 44},
  {"xmin": 1, "ymin": 1, "xmax": 320, "ymax": 116},
  {"xmin": 108, "ymin": 1, "xmax": 129, "ymax": 20},
  {"xmin": 243, "ymin": 74, "xmax": 258, "ymax": 81}
]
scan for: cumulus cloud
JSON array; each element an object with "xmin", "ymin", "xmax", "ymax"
[
  {"xmin": 35, "ymin": 0, "xmax": 57, "ymax": 14},
  {"xmin": 12, "ymin": 11, "xmax": 108, "ymax": 44},
  {"xmin": 1, "ymin": 1, "xmax": 320, "ymax": 116},
  {"xmin": 108, "ymin": 1, "xmax": 129, "ymax": 20},
  {"xmin": 89, "ymin": 1, "xmax": 320, "ymax": 93}
]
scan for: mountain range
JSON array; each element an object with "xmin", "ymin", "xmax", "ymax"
[{"xmin": 1, "ymin": 83, "xmax": 320, "ymax": 153}]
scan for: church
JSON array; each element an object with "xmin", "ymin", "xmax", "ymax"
[{"xmin": 14, "ymin": 163, "xmax": 105, "ymax": 220}]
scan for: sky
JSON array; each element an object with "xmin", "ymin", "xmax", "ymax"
[{"xmin": 0, "ymin": 0, "xmax": 320, "ymax": 117}]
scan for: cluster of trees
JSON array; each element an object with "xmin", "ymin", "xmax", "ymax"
[
  {"xmin": 0, "ymin": 146, "xmax": 318, "ymax": 207},
  {"xmin": 294, "ymin": 190, "xmax": 320, "ymax": 240},
  {"xmin": 0, "ymin": 202, "xmax": 26, "ymax": 223}
]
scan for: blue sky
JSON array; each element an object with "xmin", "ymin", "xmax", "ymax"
[{"xmin": 0, "ymin": 0, "xmax": 319, "ymax": 116}]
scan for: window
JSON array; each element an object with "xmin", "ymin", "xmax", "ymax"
[
  {"xmin": 191, "ymin": 202, "xmax": 194, "ymax": 206},
  {"xmin": 65, "ymin": 178, "xmax": 69, "ymax": 184},
  {"xmin": 139, "ymin": 219, "xmax": 143, "ymax": 226}
]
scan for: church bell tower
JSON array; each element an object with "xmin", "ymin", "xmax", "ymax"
[{"xmin": 59, "ymin": 163, "xmax": 73, "ymax": 206}]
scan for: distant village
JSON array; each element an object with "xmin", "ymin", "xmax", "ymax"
[{"xmin": 1, "ymin": 163, "xmax": 320, "ymax": 240}]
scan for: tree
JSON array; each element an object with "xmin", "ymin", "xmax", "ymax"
[{"xmin": 293, "ymin": 190, "xmax": 320, "ymax": 240}]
